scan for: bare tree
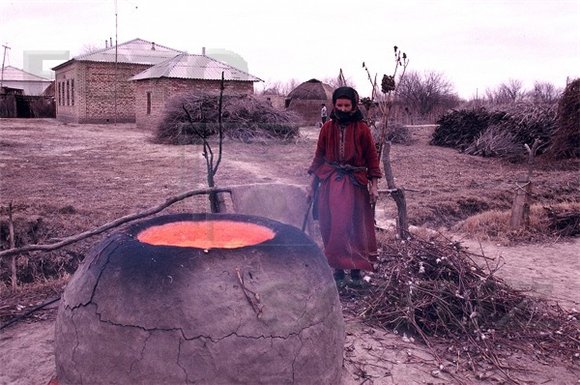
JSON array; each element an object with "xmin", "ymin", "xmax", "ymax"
[
  {"xmin": 79, "ymin": 43, "xmax": 103, "ymax": 55},
  {"xmin": 486, "ymin": 79, "xmax": 525, "ymax": 104},
  {"xmin": 258, "ymin": 79, "xmax": 301, "ymax": 96},
  {"xmin": 526, "ymin": 81, "xmax": 560, "ymax": 103},
  {"xmin": 323, "ymin": 71, "xmax": 353, "ymax": 89},
  {"xmin": 396, "ymin": 70, "xmax": 459, "ymax": 120},
  {"xmin": 363, "ymin": 46, "xmax": 411, "ymax": 238},
  {"xmin": 181, "ymin": 73, "xmax": 227, "ymax": 213}
]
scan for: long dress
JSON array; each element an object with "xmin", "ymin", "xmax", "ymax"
[{"xmin": 308, "ymin": 119, "xmax": 382, "ymax": 271}]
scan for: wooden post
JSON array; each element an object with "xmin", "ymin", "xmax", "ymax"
[
  {"xmin": 510, "ymin": 139, "xmax": 540, "ymax": 229},
  {"xmin": 8, "ymin": 202, "xmax": 17, "ymax": 289},
  {"xmin": 510, "ymin": 176, "xmax": 531, "ymax": 228},
  {"xmin": 383, "ymin": 141, "xmax": 409, "ymax": 238}
]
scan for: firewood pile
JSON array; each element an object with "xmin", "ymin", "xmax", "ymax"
[
  {"xmin": 545, "ymin": 206, "xmax": 580, "ymax": 237},
  {"xmin": 342, "ymin": 235, "xmax": 579, "ymax": 371},
  {"xmin": 156, "ymin": 92, "xmax": 300, "ymax": 144},
  {"xmin": 432, "ymin": 103, "xmax": 559, "ymax": 160}
]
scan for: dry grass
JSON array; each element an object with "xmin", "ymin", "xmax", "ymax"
[{"xmin": 455, "ymin": 202, "xmax": 580, "ymax": 245}]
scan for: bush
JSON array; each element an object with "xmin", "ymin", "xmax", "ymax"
[
  {"xmin": 386, "ymin": 123, "xmax": 413, "ymax": 145},
  {"xmin": 155, "ymin": 93, "xmax": 301, "ymax": 144}
]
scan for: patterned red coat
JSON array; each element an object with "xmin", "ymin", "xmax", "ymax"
[{"xmin": 308, "ymin": 119, "xmax": 382, "ymax": 271}]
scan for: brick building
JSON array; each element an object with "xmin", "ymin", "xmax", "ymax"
[
  {"xmin": 130, "ymin": 53, "xmax": 262, "ymax": 130},
  {"xmin": 52, "ymin": 38, "xmax": 183, "ymax": 123}
]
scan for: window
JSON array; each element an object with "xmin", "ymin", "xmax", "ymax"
[
  {"xmin": 58, "ymin": 82, "xmax": 61, "ymax": 106},
  {"xmin": 146, "ymin": 92, "xmax": 152, "ymax": 115},
  {"xmin": 66, "ymin": 80, "xmax": 70, "ymax": 106},
  {"xmin": 71, "ymin": 79, "xmax": 75, "ymax": 106}
]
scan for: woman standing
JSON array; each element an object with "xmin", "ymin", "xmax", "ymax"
[{"xmin": 308, "ymin": 87, "xmax": 382, "ymax": 286}]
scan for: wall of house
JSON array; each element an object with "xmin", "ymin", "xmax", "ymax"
[
  {"xmin": 55, "ymin": 61, "xmax": 151, "ymax": 123},
  {"xmin": 55, "ymin": 63, "xmax": 78, "ymax": 123},
  {"xmin": 134, "ymin": 78, "xmax": 254, "ymax": 130}
]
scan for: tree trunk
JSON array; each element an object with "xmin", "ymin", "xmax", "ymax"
[
  {"xmin": 382, "ymin": 142, "xmax": 409, "ymax": 238},
  {"xmin": 510, "ymin": 176, "xmax": 531, "ymax": 228},
  {"xmin": 510, "ymin": 140, "xmax": 539, "ymax": 228}
]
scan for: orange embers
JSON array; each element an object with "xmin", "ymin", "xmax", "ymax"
[{"xmin": 137, "ymin": 220, "xmax": 276, "ymax": 249}]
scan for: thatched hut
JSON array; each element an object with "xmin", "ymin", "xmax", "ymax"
[{"xmin": 285, "ymin": 79, "xmax": 333, "ymax": 126}]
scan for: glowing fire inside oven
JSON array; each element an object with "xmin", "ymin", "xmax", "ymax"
[{"xmin": 137, "ymin": 220, "xmax": 276, "ymax": 249}]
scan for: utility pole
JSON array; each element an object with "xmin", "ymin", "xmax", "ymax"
[
  {"xmin": 1, "ymin": 43, "xmax": 11, "ymax": 92},
  {"xmin": 114, "ymin": 0, "xmax": 118, "ymax": 125}
]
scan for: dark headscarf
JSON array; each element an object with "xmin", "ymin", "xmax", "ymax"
[{"xmin": 330, "ymin": 86, "xmax": 364, "ymax": 124}]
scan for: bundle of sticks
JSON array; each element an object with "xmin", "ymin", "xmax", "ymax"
[{"xmin": 343, "ymin": 234, "xmax": 579, "ymax": 370}]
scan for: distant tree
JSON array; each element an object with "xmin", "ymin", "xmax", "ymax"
[
  {"xmin": 258, "ymin": 79, "xmax": 301, "ymax": 96},
  {"xmin": 396, "ymin": 70, "xmax": 460, "ymax": 119},
  {"xmin": 79, "ymin": 43, "xmax": 102, "ymax": 55},
  {"xmin": 322, "ymin": 73, "xmax": 353, "ymax": 89},
  {"xmin": 485, "ymin": 79, "xmax": 524, "ymax": 104},
  {"xmin": 526, "ymin": 81, "xmax": 561, "ymax": 103}
]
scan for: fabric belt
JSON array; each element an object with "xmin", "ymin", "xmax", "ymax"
[{"xmin": 327, "ymin": 162, "xmax": 367, "ymax": 186}]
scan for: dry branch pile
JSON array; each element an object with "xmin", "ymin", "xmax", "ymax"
[
  {"xmin": 545, "ymin": 206, "xmax": 580, "ymax": 237},
  {"xmin": 0, "ymin": 215, "xmax": 82, "ymax": 286},
  {"xmin": 343, "ymin": 235, "xmax": 579, "ymax": 372},
  {"xmin": 432, "ymin": 103, "xmax": 559, "ymax": 161},
  {"xmin": 155, "ymin": 92, "xmax": 301, "ymax": 144}
]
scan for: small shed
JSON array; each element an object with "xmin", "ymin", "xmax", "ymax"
[
  {"xmin": 0, "ymin": 66, "xmax": 53, "ymax": 96},
  {"xmin": 0, "ymin": 67, "xmax": 54, "ymax": 118},
  {"xmin": 285, "ymin": 79, "xmax": 333, "ymax": 126},
  {"xmin": 130, "ymin": 53, "xmax": 262, "ymax": 130}
]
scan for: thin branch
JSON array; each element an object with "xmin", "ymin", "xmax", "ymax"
[
  {"xmin": 0, "ymin": 187, "xmax": 231, "ymax": 260},
  {"xmin": 213, "ymin": 71, "xmax": 225, "ymax": 175}
]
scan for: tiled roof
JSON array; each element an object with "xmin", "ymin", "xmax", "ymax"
[
  {"xmin": 129, "ymin": 53, "xmax": 262, "ymax": 82},
  {"xmin": 1, "ymin": 66, "xmax": 52, "ymax": 82},
  {"xmin": 53, "ymin": 38, "xmax": 183, "ymax": 69}
]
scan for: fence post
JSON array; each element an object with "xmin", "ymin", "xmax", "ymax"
[{"xmin": 510, "ymin": 176, "xmax": 531, "ymax": 228}]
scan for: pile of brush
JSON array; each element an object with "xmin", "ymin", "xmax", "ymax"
[
  {"xmin": 155, "ymin": 92, "xmax": 301, "ymax": 144},
  {"xmin": 548, "ymin": 78, "xmax": 580, "ymax": 159},
  {"xmin": 343, "ymin": 234, "xmax": 579, "ymax": 370},
  {"xmin": 432, "ymin": 103, "xmax": 559, "ymax": 160}
]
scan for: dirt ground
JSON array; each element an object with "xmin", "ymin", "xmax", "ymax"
[{"xmin": 0, "ymin": 118, "xmax": 578, "ymax": 384}]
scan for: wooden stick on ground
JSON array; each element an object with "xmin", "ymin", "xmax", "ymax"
[{"xmin": 8, "ymin": 202, "xmax": 17, "ymax": 288}]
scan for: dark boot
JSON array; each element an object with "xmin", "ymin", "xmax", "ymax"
[
  {"xmin": 333, "ymin": 269, "xmax": 346, "ymax": 288},
  {"xmin": 349, "ymin": 269, "xmax": 369, "ymax": 288}
]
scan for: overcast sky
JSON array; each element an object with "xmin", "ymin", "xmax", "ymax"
[{"xmin": 1, "ymin": 0, "xmax": 578, "ymax": 99}]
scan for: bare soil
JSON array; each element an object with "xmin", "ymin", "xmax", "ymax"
[{"xmin": 0, "ymin": 118, "xmax": 578, "ymax": 385}]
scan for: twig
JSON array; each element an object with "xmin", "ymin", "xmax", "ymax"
[
  {"xmin": 8, "ymin": 202, "xmax": 17, "ymax": 288},
  {"xmin": 0, "ymin": 296, "xmax": 60, "ymax": 331},
  {"xmin": 235, "ymin": 268, "xmax": 263, "ymax": 318}
]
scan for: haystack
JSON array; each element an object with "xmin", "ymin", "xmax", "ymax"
[
  {"xmin": 548, "ymin": 78, "xmax": 580, "ymax": 158},
  {"xmin": 285, "ymin": 79, "xmax": 334, "ymax": 126}
]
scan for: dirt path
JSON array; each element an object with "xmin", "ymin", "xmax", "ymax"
[{"xmin": 461, "ymin": 238, "xmax": 580, "ymax": 309}]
